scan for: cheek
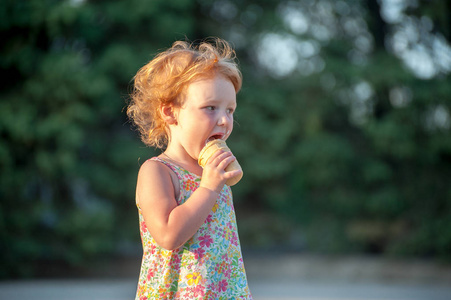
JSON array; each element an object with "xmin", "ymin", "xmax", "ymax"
[
  {"xmin": 206, "ymin": 114, "xmax": 219, "ymax": 125},
  {"xmin": 228, "ymin": 118, "xmax": 234, "ymax": 133}
]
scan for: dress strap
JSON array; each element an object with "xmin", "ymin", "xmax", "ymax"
[
  {"xmin": 136, "ymin": 157, "xmax": 185, "ymax": 210},
  {"xmin": 149, "ymin": 157, "xmax": 186, "ymax": 204}
]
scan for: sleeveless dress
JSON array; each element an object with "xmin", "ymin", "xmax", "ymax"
[{"xmin": 135, "ymin": 157, "xmax": 252, "ymax": 300}]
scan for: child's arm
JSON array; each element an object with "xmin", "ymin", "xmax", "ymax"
[{"xmin": 136, "ymin": 151, "xmax": 240, "ymax": 250}]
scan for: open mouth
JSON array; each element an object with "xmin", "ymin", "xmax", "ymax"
[{"xmin": 206, "ymin": 134, "xmax": 223, "ymax": 144}]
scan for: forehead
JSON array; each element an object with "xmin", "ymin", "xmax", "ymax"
[{"xmin": 184, "ymin": 75, "xmax": 236, "ymax": 104}]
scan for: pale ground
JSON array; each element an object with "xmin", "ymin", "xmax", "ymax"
[{"xmin": 1, "ymin": 253, "xmax": 451, "ymax": 300}]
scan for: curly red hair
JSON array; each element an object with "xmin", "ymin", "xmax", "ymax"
[{"xmin": 127, "ymin": 38, "xmax": 242, "ymax": 149}]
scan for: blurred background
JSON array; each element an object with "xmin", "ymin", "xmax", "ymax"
[{"xmin": 1, "ymin": 0, "xmax": 451, "ymax": 298}]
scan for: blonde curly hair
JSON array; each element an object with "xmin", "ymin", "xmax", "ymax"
[{"xmin": 127, "ymin": 38, "xmax": 242, "ymax": 149}]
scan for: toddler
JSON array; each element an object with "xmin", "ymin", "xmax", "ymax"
[{"xmin": 127, "ymin": 38, "xmax": 252, "ymax": 299}]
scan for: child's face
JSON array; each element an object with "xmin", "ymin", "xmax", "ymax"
[{"xmin": 171, "ymin": 74, "xmax": 237, "ymax": 160}]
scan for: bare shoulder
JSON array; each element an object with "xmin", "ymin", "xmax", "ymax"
[
  {"xmin": 138, "ymin": 159, "xmax": 176, "ymax": 191},
  {"xmin": 138, "ymin": 158, "xmax": 171, "ymax": 181},
  {"xmin": 136, "ymin": 159, "xmax": 176, "ymax": 208}
]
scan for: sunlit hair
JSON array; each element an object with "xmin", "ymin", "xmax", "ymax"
[{"xmin": 127, "ymin": 38, "xmax": 242, "ymax": 149}]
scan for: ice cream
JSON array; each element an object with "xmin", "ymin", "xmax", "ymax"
[{"xmin": 198, "ymin": 139, "xmax": 243, "ymax": 186}]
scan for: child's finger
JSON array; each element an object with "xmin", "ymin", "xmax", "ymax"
[
  {"xmin": 204, "ymin": 149, "xmax": 224, "ymax": 165},
  {"xmin": 224, "ymin": 168, "xmax": 242, "ymax": 179},
  {"xmin": 208, "ymin": 150, "xmax": 232, "ymax": 167},
  {"xmin": 217, "ymin": 153, "xmax": 236, "ymax": 170}
]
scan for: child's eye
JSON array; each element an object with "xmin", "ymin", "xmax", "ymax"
[
  {"xmin": 227, "ymin": 108, "xmax": 235, "ymax": 114},
  {"xmin": 206, "ymin": 106, "xmax": 216, "ymax": 111}
]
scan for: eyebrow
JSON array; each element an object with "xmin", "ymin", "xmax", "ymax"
[{"xmin": 203, "ymin": 99, "xmax": 236, "ymax": 106}]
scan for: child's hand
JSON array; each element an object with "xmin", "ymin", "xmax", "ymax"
[{"xmin": 200, "ymin": 150, "xmax": 239, "ymax": 193}]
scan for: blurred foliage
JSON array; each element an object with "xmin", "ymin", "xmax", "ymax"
[
  {"xmin": 0, "ymin": 0, "xmax": 197, "ymax": 277},
  {"xmin": 1, "ymin": 0, "xmax": 450, "ymax": 277},
  {"xmin": 228, "ymin": 0, "xmax": 451, "ymax": 259}
]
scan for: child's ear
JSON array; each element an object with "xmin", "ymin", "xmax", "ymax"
[{"xmin": 160, "ymin": 104, "xmax": 178, "ymax": 125}]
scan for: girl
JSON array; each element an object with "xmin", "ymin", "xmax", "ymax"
[{"xmin": 127, "ymin": 38, "xmax": 252, "ymax": 299}]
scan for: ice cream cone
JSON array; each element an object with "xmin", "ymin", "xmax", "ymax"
[{"xmin": 198, "ymin": 139, "xmax": 243, "ymax": 186}]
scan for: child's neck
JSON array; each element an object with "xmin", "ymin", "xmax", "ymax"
[{"xmin": 160, "ymin": 147, "xmax": 203, "ymax": 176}]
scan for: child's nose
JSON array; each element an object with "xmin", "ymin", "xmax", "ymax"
[{"xmin": 217, "ymin": 112, "xmax": 230, "ymax": 126}]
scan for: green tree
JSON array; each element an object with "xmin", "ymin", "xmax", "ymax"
[
  {"xmin": 2, "ymin": 0, "xmax": 450, "ymax": 279},
  {"xmin": 0, "ymin": 0, "xmax": 203, "ymax": 277},
  {"xmin": 199, "ymin": 0, "xmax": 451, "ymax": 258}
]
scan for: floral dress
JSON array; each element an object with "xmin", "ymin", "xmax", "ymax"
[{"xmin": 135, "ymin": 157, "xmax": 252, "ymax": 300}]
